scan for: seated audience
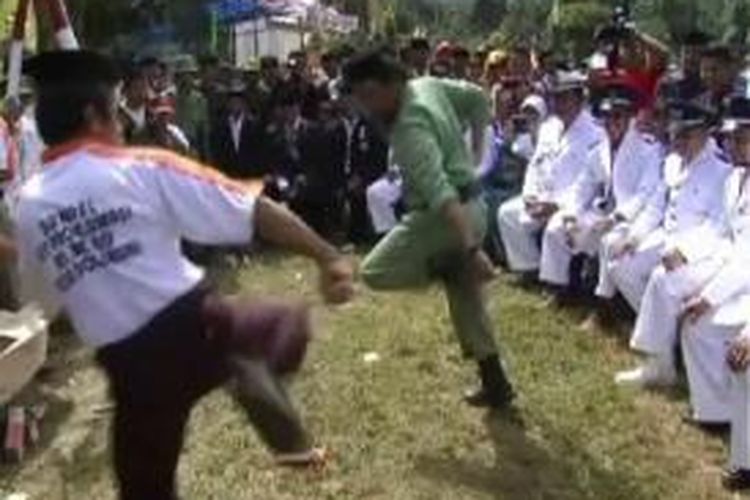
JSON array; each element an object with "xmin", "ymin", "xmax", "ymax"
[
  {"xmin": 613, "ymin": 101, "xmax": 731, "ymax": 386},
  {"xmin": 497, "ymin": 69, "xmax": 605, "ymax": 280}
]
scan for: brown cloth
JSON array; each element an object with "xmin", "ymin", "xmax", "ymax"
[{"xmin": 96, "ymin": 285, "xmax": 312, "ymax": 500}]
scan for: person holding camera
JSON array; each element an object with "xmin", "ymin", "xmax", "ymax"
[{"xmin": 591, "ymin": 6, "xmax": 669, "ymax": 111}]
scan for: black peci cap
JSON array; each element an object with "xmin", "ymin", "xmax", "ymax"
[
  {"xmin": 342, "ymin": 49, "xmax": 408, "ymax": 91},
  {"xmin": 722, "ymin": 98, "xmax": 750, "ymax": 132},
  {"xmin": 682, "ymin": 30, "xmax": 712, "ymax": 47},
  {"xmin": 597, "ymin": 84, "xmax": 639, "ymax": 116},
  {"xmin": 409, "ymin": 37, "xmax": 430, "ymax": 52},
  {"xmin": 667, "ymin": 99, "xmax": 717, "ymax": 134},
  {"xmin": 25, "ymin": 50, "xmax": 121, "ymax": 89}
]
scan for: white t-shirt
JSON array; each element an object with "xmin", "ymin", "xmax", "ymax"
[{"xmin": 14, "ymin": 139, "xmax": 257, "ymax": 347}]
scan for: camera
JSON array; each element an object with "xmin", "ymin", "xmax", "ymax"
[
  {"xmin": 595, "ymin": 2, "xmax": 635, "ymax": 44},
  {"xmin": 511, "ymin": 114, "xmax": 529, "ymax": 134}
]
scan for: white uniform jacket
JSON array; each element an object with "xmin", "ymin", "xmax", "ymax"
[
  {"xmin": 521, "ymin": 109, "xmax": 605, "ymax": 208},
  {"xmin": 627, "ymin": 138, "xmax": 731, "ymax": 263}
]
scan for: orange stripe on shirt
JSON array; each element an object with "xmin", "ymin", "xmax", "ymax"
[{"xmin": 43, "ymin": 137, "xmax": 264, "ymax": 196}]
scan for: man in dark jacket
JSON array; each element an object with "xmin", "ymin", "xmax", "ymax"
[
  {"xmin": 209, "ymin": 82, "xmax": 264, "ymax": 179},
  {"xmin": 347, "ymin": 115, "xmax": 390, "ymax": 243},
  {"xmin": 292, "ymin": 99, "xmax": 349, "ymax": 241}
]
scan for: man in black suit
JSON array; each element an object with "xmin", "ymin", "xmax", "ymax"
[
  {"xmin": 209, "ymin": 82, "xmax": 264, "ymax": 179},
  {"xmin": 293, "ymin": 99, "xmax": 349, "ymax": 242},
  {"xmin": 347, "ymin": 115, "xmax": 390, "ymax": 243}
]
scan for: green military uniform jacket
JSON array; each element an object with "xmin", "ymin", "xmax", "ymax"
[{"xmin": 390, "ymin": 77, "xmax": 491, "ymax": 212}]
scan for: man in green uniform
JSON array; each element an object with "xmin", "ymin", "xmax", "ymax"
[
  {"xmin": 343, "ymin": 50, "xmax": 515, "ymax": 409},
  {"xmin": 174, "ymin": 56, "xmax": 209, "ymax": 159}
]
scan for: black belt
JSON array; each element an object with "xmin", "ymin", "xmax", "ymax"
[{"xmin": 457, "ymin": 182, "xmax": 481, "ymax": 203}]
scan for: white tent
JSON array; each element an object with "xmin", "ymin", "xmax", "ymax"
[{"xmin": 233, "ymin": 0, "xmax": 359, "ymax": 64}]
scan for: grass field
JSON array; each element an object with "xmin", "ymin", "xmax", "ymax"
[{"xmin": 0, "ymin": 254, "xmax": 747, "ymax": 499}]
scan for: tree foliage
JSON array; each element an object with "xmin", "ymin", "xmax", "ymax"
[
  {"xmin": 471, "ymin": 0, "xmax": 506, "ymax": 33},
  {"xmin": 27, "ymin": 0, "xmax": 750, "ymax": 60}
]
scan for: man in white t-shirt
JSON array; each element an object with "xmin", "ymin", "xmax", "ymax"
[{"xmin": 16, "ymin": 50, "xmax": 355, "ymax": 500}]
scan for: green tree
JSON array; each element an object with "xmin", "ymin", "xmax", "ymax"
[
  {"xmin": 492, "ymin": 0, "xmax": 553, "ymax": 48},
  {"xmin": 551, "ymin": 0, "xmax": 610, "ymax": 60},
  {"xmin": 471, "ymin": 0, "xmax": 506, "ymax": 33}
]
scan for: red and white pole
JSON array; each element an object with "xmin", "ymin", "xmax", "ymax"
[
  {"xmin": 40, "ymin": 0, "xmax": 79, "ymax": 50},
  {"xmin": 6, "ymin": 0, "xmax": 32, "ymax": 99}
]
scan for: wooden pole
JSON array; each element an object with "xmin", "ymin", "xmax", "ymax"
[
  {"xmin": 6, "ymin": 0, "xmax": 32, "ymax": 99},
  {"xmin": 39, "ymin": 0, "xmax": 79, "ymax": 49}
]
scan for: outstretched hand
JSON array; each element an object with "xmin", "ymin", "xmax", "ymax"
[
  {"xmin": 728, "ymin": 337, "xmax": 750, "ymax": 373},
  {"xmin": 318, "ymin": 256, "xmax": 356, "ymax": 305},
  {"xmin": 681, "ymin": 295, "xmax": 711, "ymax": 326},
  {"xmin": 470, "ymin": 249, "xmax": 498, "ymax": 284}
]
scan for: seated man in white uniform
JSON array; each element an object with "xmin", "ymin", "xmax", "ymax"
[
  {"xmin": 538, "ymin": 85, "xmax": 663, "ymax": 294},
  {"xmin": 674, "ymin": 95, "xmax": 750, "ymax": 490},
  {"xmin": 498, "ymin": 69, "xmax": 605, "ymax": 279},
  {"xmin": 605, "ymin": 102, "xmax": 730, "ymax": 315},
  {"xmin": 366, "ymin": 163, "xmax": 402, "ymax": 236},
  {"xmin": 15, "ymin": 50, "xmax": 355, "ymax": 500},
  {"xmin": 613, "ymin": 101, "xmax": 732, "ymax": 387}
]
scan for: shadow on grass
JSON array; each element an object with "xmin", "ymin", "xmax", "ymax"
[{"xmin": 416, "ymin": 412, "xmax": 647, "ymax": 500}]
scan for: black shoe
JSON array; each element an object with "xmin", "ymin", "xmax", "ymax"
[
  {"xmin": 464, "ymin": 356, "xmax": 515, "ymax": 409},
  {"xmin": 464, "ymin": 386, "xmax": 513, "ymax": 408},
  {"xmin": 723, "ymin": 468, "xmax": 750, "ymax": 491},
  {"xmin": 681, "ymin": 415, "xmax": 730, "ymax": 437}
]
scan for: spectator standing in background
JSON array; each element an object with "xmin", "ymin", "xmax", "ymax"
[
  {"xmin": 697, "ymin": 44, "xmax": 739, "ymax": 119},
  {"xmin": 145, "ymin": 98, "xmax": 192, "ymax": 156},
  {"xmin": 674, "ymin": 30, "xmax": 712, "ymax": 101},
  {"xmin": 286, "ymin": 51, "xmax": 323, "ymax": 121},
  {"xmin": 141, "ymin": 56, "xmax": 172, "ymax": 98},
  {"xmin": 453, "ymin": 45, "xmax": 472, "ymax": 81},
  {"xmin": 174, "ymin": 57, "xmax": 209, "ymax": 160},
  {"xmin": 432, "ymin": 41, "xmax": 454, "ymax": 78},
  {"xmin": 209, "ymin": 82, "xmax": 263, "ymax": 179},
  {"xmin": 348, "ymin": 115, "xmax": 390, "ymax": 243},
  {"xmin": 319, "ymin": 49, "xmax": 343, "ymax": 100},
  {"xmin": 258, "ymin": 88, "xmax": 304, "ymax": 201},
  {"xmin": 5, "ymin": 79, "xmax": 44, "ymax": 197},
  {"xmin": 469, "ymin": 48, "xmax": 487, "ymax": 84},
  {"xmin": 120, "ymin": 65, "xmax": 151, "ymax": 145},
  {"xmin": 407, "ymin": 36, "xmax": 431, "ymax": 78},
  {"xmin": 258, "ymin": 56, "xmax": 282, "ymax": 101},
  {"xmin": 199, "ymin": 54, "xmax": 226, "ymax": 130},
  {"xmin": 484, "ymin": 50, "xmax": 509, "ymax": 89},
  {"xmin": 292, "ymin": 99, "xmax": 349, "ymax": 242},
  {"xmin": 507, "ymin": 45, "xmax": 532, "ymax": 81}
]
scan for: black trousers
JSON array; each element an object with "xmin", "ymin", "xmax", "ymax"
[{"xmin": 96, "ymin": 286, "xmax": 310, "ymax": 500}]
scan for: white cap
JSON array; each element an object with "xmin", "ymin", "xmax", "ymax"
[{"xmin": 521, "ymin": 94, "xmax": 548, "ymax": 119}]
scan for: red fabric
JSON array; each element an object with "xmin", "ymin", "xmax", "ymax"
[
  {"xmin": 590, "ymin": 67, "xmax": 663, "ymax": 109},
  {"xmin": 0, "ymin": 119, "xmax": 19, "ymax": 181},
  {"xmin": 202, "ymin": 296, "xmax": 312, "ymax": 375}
]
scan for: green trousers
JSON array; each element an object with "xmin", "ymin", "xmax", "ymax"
[{"xmin": 361, "ymin": 199, "xmax": 498, "ymax": 361}]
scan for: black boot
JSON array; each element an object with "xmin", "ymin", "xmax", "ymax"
[
  {"xmin": 464, "ymin": 355, "xmax": 515, "ymax": 409},
  {"xmin": 723, "ymin": 468, "xmax": 750, "ymax": 491}
]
